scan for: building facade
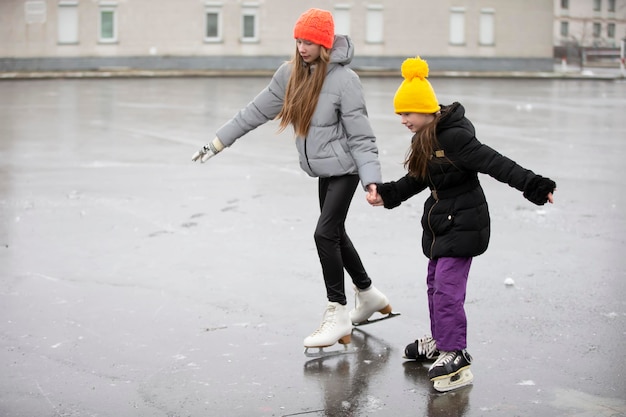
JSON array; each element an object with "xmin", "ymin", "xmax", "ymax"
[
  {"xmin": 553, "ymin": 0, "xmax": 626, "ymax": 65},
  {"xmin": 554, "ymin": 0, "xmax": 626, "ymax": 48},
  {"xmin": 1, "ymin": 0, "xmax": 557, "ymax": 72}
]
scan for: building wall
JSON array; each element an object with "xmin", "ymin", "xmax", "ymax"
[
  {"xmin": 554, "ymin": 0, "xmax": 626, "ymax": 47},
  {"xmin": 0, "ymin": 0, "xmax": 556, "ymax": 72}
]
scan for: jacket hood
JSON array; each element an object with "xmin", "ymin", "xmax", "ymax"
[
  {"xmin": 329, "ymin": 34, "xmax": 354, "ymax": 66},
  {"xmin": 437, "ymin": 102, "xmax": 474, "ymax": 135}
]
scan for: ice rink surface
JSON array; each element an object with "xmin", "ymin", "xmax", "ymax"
[{"xmin": 1, "ymin": 75, "xmax": 625, "ymax": 416}]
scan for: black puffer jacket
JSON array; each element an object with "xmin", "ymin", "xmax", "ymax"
[{"xmin": 377, "ymin": 102, "xmax": 556, "ymax": 259}]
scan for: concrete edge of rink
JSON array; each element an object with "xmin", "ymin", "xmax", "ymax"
[{"xmin": 0, "ymin": 68, "xmax": 623, "ymax": 81}]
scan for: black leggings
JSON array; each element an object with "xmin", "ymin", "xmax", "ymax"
[{"xmin": 314, "ymin": 175, "xmax": 372, "ymax": 305}]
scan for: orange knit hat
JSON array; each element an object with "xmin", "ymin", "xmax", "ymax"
[
  {"xmin": 293, "ymin": 8, "xmax": 335, "ymax": 49},
  {"xmin": 393, "ymin": 57, "xmax": 440, "ymax": 114}
]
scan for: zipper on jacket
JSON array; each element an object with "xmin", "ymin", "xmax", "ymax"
[
  {"xmin": 427, "ymin": 199, "xmax": 438, "ymax": 259},
  {"xmin": 302, "ymin": 67, "xmax": 315, "ymax": 174},
  {"xmin": 427, "ymin": 173, "xmax": 438, "ymax": 259},
  {"xmin": 303, "ymin": 136, "xmax": 313, "ymax": 172}
]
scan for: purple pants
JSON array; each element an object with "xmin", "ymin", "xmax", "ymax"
[{"xmin": 427, "ymin": 257, "xmax": 472, "ymax": 352}]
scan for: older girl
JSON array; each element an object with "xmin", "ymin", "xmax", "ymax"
[{"xmin": 192, "ymin": 9, "xmax": 393, "ymax": 352}]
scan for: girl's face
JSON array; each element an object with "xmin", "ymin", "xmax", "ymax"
[
  {"xmin": 398, "ymin": 112, "xmax": 435, "ymax": 133},
  {"xmin": 296, "ymin": 39, "xmax": 322, "ymax": 63}
]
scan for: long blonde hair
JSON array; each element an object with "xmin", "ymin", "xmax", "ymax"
[{"xmin": 277, "ymin": 46, "xmax": 330, "ymax": 137}]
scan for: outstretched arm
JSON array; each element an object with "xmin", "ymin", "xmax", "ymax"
[
  {"xmin": 454, "ymin": 134, "xmax": 556, "ymax": 205},
  {"xmin": 192, "ymin": 62, "xmax": 289, "ymax": 161}
]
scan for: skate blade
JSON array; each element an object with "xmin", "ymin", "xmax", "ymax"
[
  {"xmin": 402, "ymin": 353, "xmax": 439, "ymax": 362},
  {"xmin": 303, "ymin": 345, "xmax": 357, "ymax": 358},
  {"xmin": 353, "ymin": 311, "xmax": 401, "ymax": 326},
  {"xmin": 432, "ymin": 368, "xmax": 474, "ymax": 392}
]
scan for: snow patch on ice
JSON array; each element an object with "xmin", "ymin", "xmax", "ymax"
[
  {"xmin": 81, "ymin": 160, "xmax": 168, "ymax": 168},
  {"xmin": 363, "ymin": 395, "xmax": 384, "ymax": 411},
  {"xmin": 517, "ymin": 380, "xmax": 536, "ymax": 386},
  {"xmin": 515, "ymin": 103, "xmax": 534, "ymax": 111},
  {"xmin": 67, "ymin": 190, "xmax": 82, "ymax": 200}
]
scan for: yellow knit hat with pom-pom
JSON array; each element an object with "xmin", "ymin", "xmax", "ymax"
[{"xmin": 393, "ymin": 56, "xmax": 440, "ymax": 114}]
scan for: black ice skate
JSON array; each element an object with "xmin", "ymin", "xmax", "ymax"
[
  {"xmin": 404, "ymin": 335, "xmax": 440, "ymax": 361},
  {"xmin": 427, "ymin": 349, "xmax": 473, "ymax": 392}
]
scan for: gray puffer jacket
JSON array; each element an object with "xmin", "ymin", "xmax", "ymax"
[{"xmin": 215, "ymin": 35, "xmax": 382, "ymax": 188}]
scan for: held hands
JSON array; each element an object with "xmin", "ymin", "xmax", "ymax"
[
  {"xmin": 191, "ymin": 137, "xmax": 225, "ymax": 163},
  {"xmin": 366, "ymin": 184, "xmax": 384, "ymax": 206}
]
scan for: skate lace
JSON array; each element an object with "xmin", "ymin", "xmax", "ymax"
[
  {"xmin": 433, "ymin": 351, "xmax": 456, "ymax": 368},
  {"xmin": 417, "ymin": 336, "xmax": 438, "ymax": 358},
  {"xmin": 309, "ymin": 306, "xmax": 336, "ymax": 336}
]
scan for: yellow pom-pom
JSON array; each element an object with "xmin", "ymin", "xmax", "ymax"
[{"xmin": 401, "ymin": 56, "xmax": 429, "ymax": 82}]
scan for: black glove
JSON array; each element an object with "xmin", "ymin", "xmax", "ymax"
[{"xmin": 523, "ymin": 175, "xmax": 556, "ymax": 205}]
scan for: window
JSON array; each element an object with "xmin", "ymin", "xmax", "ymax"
[
  {"xmin": 449, "ymin": 7, "xmax": 465, "ymax": 46},
  {"xmin": 58, "ymin": 1, "xmax": 78, "ymax": 44},
  {"xmin": 560, "ymin": 21, "xmax": 569, "ymax": 37},
  {"xmin": 241, "ymin": 3, "xmax": 259, "ymax": 42},
  {"xmin": 334, "ymin": 4, "xmax": 351, "ymax": 36},
  {"xmin": 365, "ymin": 5, "xmax": 384, "ymax": 43},
  {"xmin": 607, "ymin": 23, "xmax": 615, "ymax": 38},
  {"xmin": 205, "ymin": 2, "xmax": 223, "ymax": 42},
  {"xmin": 206, "ymin": 13, "xmax": 219, "ymax": 38},
  {"xmin": 99, "ymin": 2, "xmax": 117, "ymax": 43},
  {"xmin": 592, "ymin": 22, "xmax": 601, "ymax": 37},
  {"xmin": 479, "ymin": 8, "xmax": 495, "ymax": 46},
  {"xmin": 608, "ymin": 0, "xmax": 616, "ymax": 12},
  {"xmin": 560, "ymin": 0, "xmax": 569, "ymax": 9},
  {"xmin": 593, "ymin": 0, "xmax": 601, "ymax": 11},
  {"xmin": 24, "ymin": 0, "xmax": 46, "ymax": 24}
]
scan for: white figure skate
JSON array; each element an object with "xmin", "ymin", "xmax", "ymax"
[
  {"xmin": 428, "ymin": 350, "xmax": 474, "ymax": 392},
  {"xmin": 304, "ymin": 302, "xmax": 355, "ymax": 358},
  {"xmin": 349, "ymin": 285, "xmax": 400, "ymax": 326}
]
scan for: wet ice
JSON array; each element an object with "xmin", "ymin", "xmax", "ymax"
[{"xmin": 1, "ymin": 76, "xmax": 625, "ymax": 416}]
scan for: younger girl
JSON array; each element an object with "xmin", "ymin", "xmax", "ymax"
[{"xmin": 367, "ymin": 57, "xmax": 555, "ymax": 391}]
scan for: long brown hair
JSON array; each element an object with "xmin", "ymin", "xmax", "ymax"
[
  {"xmin": 277, "ymin": 46, "xmax": 330, "ymax": 137},
  {"xmin": 404, "ymin": 112, "xmax": 442, "ymax": 178}
]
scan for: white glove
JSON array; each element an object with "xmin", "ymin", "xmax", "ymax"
[{"xmin": 191, "ymin": 137, "xmax": 225, "ymax": 163}]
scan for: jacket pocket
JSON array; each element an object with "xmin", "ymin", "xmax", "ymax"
[{"xmin": 329, "ymin": 139, "xmax": 353, "ymax": 172}]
